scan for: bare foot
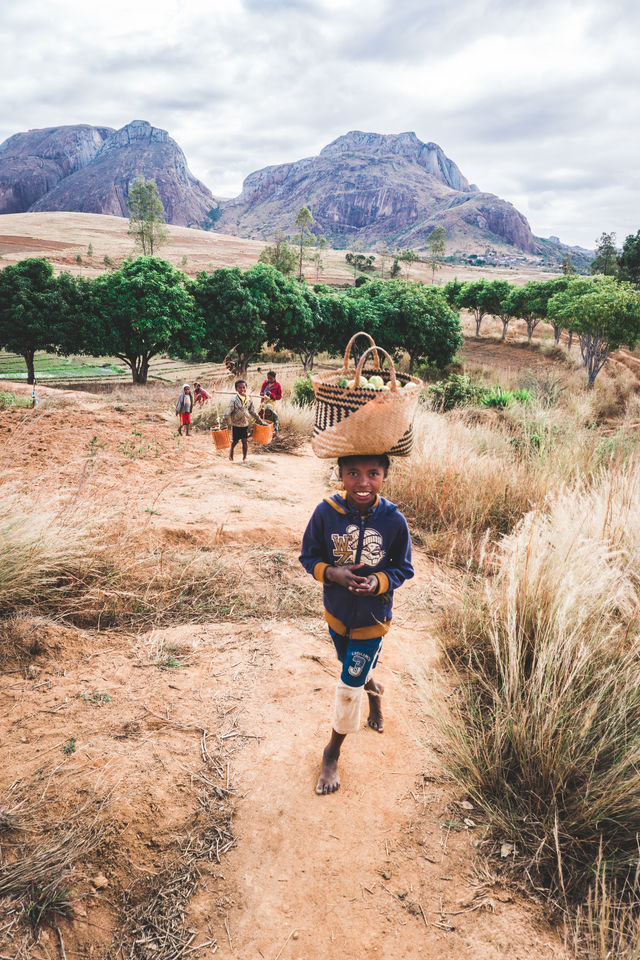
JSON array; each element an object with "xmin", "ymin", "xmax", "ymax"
[
  {"xmin": 365, "ymin": 679, "xmax": 384, "ymax": 732},
  {"xmin": 316, "ymin": 744, "xmax": 340, "ymax": 795}
]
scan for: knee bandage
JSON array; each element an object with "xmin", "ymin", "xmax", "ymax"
[{"xmin": 333, "ymin": 680, "xmax": 363, "ymax": 735}]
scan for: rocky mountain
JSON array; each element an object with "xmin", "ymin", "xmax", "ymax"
[
  {"xmin": 0, "ymin": 121, "xmax": 216, "ymax": 227},
  {"xmin": 217, "ymin": 131, "xmax": 537, "ymax": 254}
]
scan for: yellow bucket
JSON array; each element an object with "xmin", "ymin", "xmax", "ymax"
[
  {"xmin": 211, "ymin": 427, "xmax": 230, "ymax": 450},
  {"xmin": 252, "ymin": 422, "xmax": 273, "ymax": 445}
]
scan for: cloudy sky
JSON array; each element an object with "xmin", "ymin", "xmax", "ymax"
[{"xmin": 1, "ymin": 0, "xmax": 638, "ymax": 249}]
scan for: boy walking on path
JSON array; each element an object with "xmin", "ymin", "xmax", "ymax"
[
  {"xmin": 223, "ymin": 379, "xmax": 267, "ymax": 462},
  {"xmin": 299, "ymin": 454, "xmax": 414, "ymax": 795}
]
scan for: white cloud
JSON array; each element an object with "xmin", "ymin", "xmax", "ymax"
[{"xmin": 0, "ymin": 0, "xmax": 637, "ymax": 247}]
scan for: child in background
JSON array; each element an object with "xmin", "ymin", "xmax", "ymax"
[
  {"xmin": 175, "ymin": 384, "xmax": 193, "ymax": 436},
  {"xmin": 193, "ymin": 382, "xmax": 211, "ymax": 405},
  {"xmin": 300, "ymin": 454, "xmax": 414, "ymax": 795},
  {"xmin": 223, "ymin": 379, "xmax": 267, "ymax": 462}
]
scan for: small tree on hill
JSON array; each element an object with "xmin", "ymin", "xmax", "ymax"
[
  {"xmin": 293, "ymin": 206, "xmax": 314, "ymax": 280},
  {"xmin": 259, "ymin": 231, "xmax": 297, "ymax": 276},
  {"xmin": 590, "ymin": 231, "xmax": 618, "ymax": 277},
  {"xmin": 426, "ymin": 226, "xmax": 446, "ymax": 282},
  {"xmin": 127, "ymin": 177, "xmax": 169, "ymax": 257},
  {"xmin": 397, "ymin": 248, "xmax": 419, "ymax": 281}
]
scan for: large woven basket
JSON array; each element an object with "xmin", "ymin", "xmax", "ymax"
[{"xmin": 311, "ymin": 333, "xmax": 422, "ymax": 458}]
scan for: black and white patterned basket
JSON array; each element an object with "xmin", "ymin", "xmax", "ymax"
[{"xmin": 311, "ymin": 335, "xmax": 421, "ymax": 459}]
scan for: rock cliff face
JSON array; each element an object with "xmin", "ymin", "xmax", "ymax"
[
  {"xmin": 0, "ymin": 121, "xmax": 216, "ymax": 227},
  {"xmin": 218, "ymin": 131, "xmax": 536, "ymax": 253}
]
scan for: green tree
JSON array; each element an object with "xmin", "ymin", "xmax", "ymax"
[
  {"xmin": 202, "ymin": 204, "xmax": 223, "ymax": 231},
  {"xmin": 507, "ymin": 280, "xmax": 554, "ymax": 343},
  {"xmin": 549, "ymin": 277, "xmax": 640, "ymax": 386},
  {"xmin": 456, "ymin": 279, "xmax": 495, "ymax": 337},
  {"xmin": 590, "ymin": 231, "xmax": 618, "ymax": 277},
  {"xmin": 376, "ymin": 243, "xmax": 393, "ymax": 280},
  {"xmin": 426, "ymin": 226, "xmax": 446, "ymax": 282},
  {"xmin": 389, "ymin": 257, "xmax": 401, "ymax": 279},
  {"xmin": 0, "ymin": 259, "xmax": 61, "ymax": 383},
  {"xmin": 618, "ymin": 230, "xmax": 640, "ymax": 287},
  {"xmin": 310, "ymin": 235, "xmax": 328, "ymax": 282},
  {"xmin": 482, "ymin": 279, "xmax": 515, "ymax": 340},
  {"xmin": 561, "ymin": 252, "xmax": 575, "ymax": 275},
  {"xmin": 193, "ymin": 267, "xmax": 264, "ymax": 377},
  {"xmin": 356, "ymin": 279, "xmax": 462, "ymax": 374},
  {"xmin": 443, "ymin": 277, "xmax": 464, "ymax": 308},
  {"xmin": 258, "ymin": 232, "xmax": 297, "ymax": 276},
  {"xmin": 127, "ymin": 177, "xmax": 169, "ymax": 257},
  {"xmin": 293, "ymin": 206, "xmax": 314, "ymax": 280},
  {"xmin": 345, "ymin": 252, "xmax": 375, "ymax": 283},
  {"xmin": 92, "ymin": 257, "xmax": 197, "ymax": 383},
  {"xmin": 397, "ymin": 248, "xmax": 419, "ymax": 281}
]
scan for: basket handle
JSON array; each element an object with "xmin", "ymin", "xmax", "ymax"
[
  {"xmin": 342, "ymin": 331, "xmax": 380, "ymax": 372},
  {"xmin": 355, "ymin": 346, "xmax": 398, "ymax": 391}
]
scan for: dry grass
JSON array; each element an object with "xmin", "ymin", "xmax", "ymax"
[
  {"xmin": 432, "ymin": 463, "xmax": 640, "ymax": 954},
  {"xmin": 0, "ymin": 479, "xmax": 315, "ymax": 629},
  {"xmin": 385, "ymin": 397, "xmax": 640, "ymax": 564}
]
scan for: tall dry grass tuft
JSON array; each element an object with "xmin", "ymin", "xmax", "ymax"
[
  {"xmin": 438, "ymin": 463, "xmax": 640, "ymax": 920},
  {"xmin": 0, "ymin": 484, "xmax": 315, "ymax": 628},
  {"xmin": 385, "ymin": 403, "xmax": 640, "ymax": 563}
]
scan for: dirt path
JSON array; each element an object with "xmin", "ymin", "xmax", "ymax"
[
  {"xmin": 153, "ymin": 439, "xmax": 561, "ymax": 959},
  {"xmin": 0, "ymin": 406, "xmax": 562, "ymax": 959}
]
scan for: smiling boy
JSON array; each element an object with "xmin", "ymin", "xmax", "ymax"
[{"xmin": 299, "ymin": 454, "xmax": 414, "ymax": 795}]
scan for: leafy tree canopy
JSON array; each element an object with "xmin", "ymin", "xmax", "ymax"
[
  {"xmin": 92, "ymin": 257, "xmax": 197, "ymax": 383},
  {"xmin": 618, "ymin": 230, "xmax": 640, "ymax": 287},
  {"xmin": 0, "ymin": 258, "xmax": 78, "ymax": 384}
]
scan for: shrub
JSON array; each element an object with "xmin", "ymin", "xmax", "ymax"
[
  {"xmin": 292, "ymin": 376, "xmax": 315, "ymax": 407},
  {"xmin": 428, "ymin": 373, "xmax": 479, "ymax": 411}
]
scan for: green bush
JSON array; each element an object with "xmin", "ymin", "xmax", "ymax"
[
  {"xmin": 428, "ymin": 373, "xmax": 479, "ymax": 411},
  {"xmin": 429, "ymin": 375, "xmax": 533, "ymax": 411},
  {"xmin": 292, "ymin": 376, "xmax": 315, "ymax": 407}
]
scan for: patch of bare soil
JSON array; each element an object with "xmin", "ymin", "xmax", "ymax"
[{"xmin": 0, "ymin": 393, "xmax": 564, "ymax": 959}]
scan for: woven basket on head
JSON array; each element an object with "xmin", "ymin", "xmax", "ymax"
[{"xmin": 311, "ymin": 332, "xmax": 422, "ymax": 458}]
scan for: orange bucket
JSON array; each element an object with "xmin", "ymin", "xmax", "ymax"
[
  {"xmin": 211, "ymin": 427, "xmax": 230, "ymax": 450},
  {"xmin": 252, "ymin": 422, "xmax": 273, "ymax": 445}
]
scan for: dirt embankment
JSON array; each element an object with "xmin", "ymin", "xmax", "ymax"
[{"xmin": 0, "ymin": 394, "xmax": 563, "ymax": 959}]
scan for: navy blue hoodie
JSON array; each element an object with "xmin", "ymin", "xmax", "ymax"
[{"xmin": 299, "ymin": 493, "xmax": 414, "ymax": 639}]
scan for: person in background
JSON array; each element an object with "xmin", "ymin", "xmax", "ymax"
[
  {"xmin": 175, "ymin": 384, "xmax": 193, "ymax": 436},
  {"xmin": 193, "ymin": 381, "xmax": 211, "ymax": 406},
  {"xmin": 224, "ymin": 379, "xmax": 267, "ymax": 462},
  {"xmin": 260, "ymin": 370, "xmax": 283, "ymax": 403},
  {"xmin": 260, "ymin": 370, "xmax": 282, "ymax": 433}
]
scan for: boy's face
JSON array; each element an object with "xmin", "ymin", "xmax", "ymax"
[
  {"xmin": 237, "ymin": 382, "xmax": 247, "ymax": 395},
  {"xmin": 339, "ymin": 458, "xmax": 387, "ymax": 514}
]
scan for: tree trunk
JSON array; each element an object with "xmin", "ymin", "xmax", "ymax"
[
  {"xmin": 475, "ymin": 312, "xmax": 483, "ymax": 337},
  {"xmin": 501, "ymin": 318, "xmax": 509, "ymax": 341},
  {"xmin": 128, "ymin": 355, "xmax": 150, "ymax": 384},
  {"xmin": 568, "ymin": 331, "xmax": 573, "ymax": 350},
  {"xmin": 24, "ymin": 350, "xmax": 35, "ymax": 385},
  {"xmin": 553, "ymin": 324, "xmax": 561, "ymax": 346},
  {"xmin": 300, "ymin": 350, "xmax": 315, "ymax": 372}
]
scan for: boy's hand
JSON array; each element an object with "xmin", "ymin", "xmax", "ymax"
[
  {"xmin": 352, "ymin": 574, "xmax": 378, "ymax": 595},
  {"xmin": 326, "ymin": 564, "xmax": 377, "ymax": 593}
]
